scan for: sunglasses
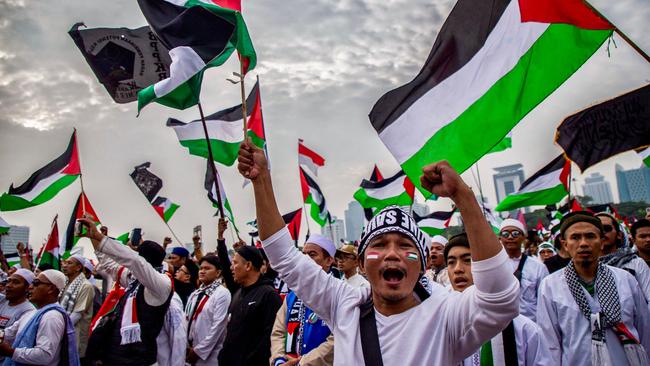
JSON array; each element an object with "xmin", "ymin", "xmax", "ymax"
[
  {"xmin": 602, "ymin": 224, "xmax": 614, "ymax": 233},
  {"xmin": 31, "ymin": 279, "xmax": 53, "ymax": 287},
  {"xmin": 500, "ymin": 230, "xmax": 522, "ymax": 239}
]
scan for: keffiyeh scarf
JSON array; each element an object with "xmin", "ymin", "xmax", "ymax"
[{"xmin": 60, "ymin": 274, "xmax": 86, "ymax": 313}]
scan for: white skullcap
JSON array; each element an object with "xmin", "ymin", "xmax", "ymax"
[
  {"xmin": 40, "ymin": 270, "xmax": 66, "ymax": 292},
  {"xmin": 83, "ymin": 259, "xmax": 95, "ymax": 272},
  {"xmin": 431, "ymin": 235, "xmax": 449, "ymax": 246},
  {"xmin": 305, "ymin": 234, "xmax": 336, "ymax": 257},
  {"xmin": 499, "ymin": 219, "xmax": 526, "ymax": 233},
  {"xmin": 69, "ymin": 254, "xmax": 88, "ymax": 268},
  {"xmin": 14, "ymin": 268, "xmax": 34, "ymax": 285}
]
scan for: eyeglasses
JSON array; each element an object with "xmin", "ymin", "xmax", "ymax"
[
  {"xmin": 602, "ymin": 224, "xmax": 614, "ymax": 233},
  {"xmin": 31, "ymin": 279, "xmax": 53, "ymax": 287},
  {"xmin": 500, "ymin": 230, "xmax": 522, "ymax": 239}
]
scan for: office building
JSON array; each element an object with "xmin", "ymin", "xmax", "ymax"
[
  {"xmin": 344, "ymin": 201, "xmax": 364, "ymax": 242},
  {"xmin": 321, "ymin": 216, "xmax": 346, "ymax": 247},
  {"xmin": 582, "ymin": 173, "xmax": 613, "ymax": 204},
  {"xmin": 616, "ymin": 164, "xmax": 650, "ymax": 203}
]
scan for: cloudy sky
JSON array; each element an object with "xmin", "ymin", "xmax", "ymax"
[{"xmin": 1, "ymin": 0, "xmax": 649, "ymax": 254}]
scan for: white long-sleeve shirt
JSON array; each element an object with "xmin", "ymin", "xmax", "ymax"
[
  {"xmin": 263, "ymin": 228, "xmax": 520, "ymax": 365},
  {"xmin": 537, "ymin": 265, "xmax": 650, "ymax": 365},
  {"xmin": 156, "ymin": 293, "xmax": 187, "ymax": 366},
  {"xmin": 4, "ymin": 308, "xmax": 63, "ymax": 366},
  {"xmin": 620, "ymin": 256, "xmax": 650, "ymax": 301},
  {"xmin": 186, "ymin": 284, "xmax": 231, "ymax": 365},
  {"xmin": 509, "ymin": 255, "xmax": 548, "ymax": 322}
]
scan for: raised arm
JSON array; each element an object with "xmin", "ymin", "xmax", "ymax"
[{"xmin": 215, "ymin": 218, "xmax": 238, "ymax": 294}]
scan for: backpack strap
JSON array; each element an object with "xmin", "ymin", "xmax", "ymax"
[
  {"xmin": 513, "ymin": 254, "xmax": 528, "ymax": 282},
  {"xmin": 359, "ymin": 297, "xmax": 384, "ymax": 366},
  {"xmin": 502, "ymin": 320, "xmax": 518, "ymax": 366}
]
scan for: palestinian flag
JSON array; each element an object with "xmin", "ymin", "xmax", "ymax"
[
  {"xmin": 487, "ymin": 132, "xmax": 513, "ymax": 154},
  {"xmin": 369, "ymin": 0, "xmax": 613, "ymax": 195},
  {"xmin": 299, "ymin": 167, "xmax": 330, "ymax": 227},
  {"xmin": 354, "ymin": 170, "xmax": 415, "ymax": 215},
  {"xmin": 413, "ymin": 209, "xmax": 455, "ymax": 236},
  {"xmin": 363, "ymin": 165, "xmax": 384, "ymax": 220},
  {"xmin": 62, "ymin": 192, "xmax": 101, "ymax": 257},
  {"xmin": 636, "ymin": 147, "xmax": 650, "ymax": 167},
  {"xmin": 0, "ymin": 216, "xmax": 10, "ymax": 235},
  {"xmin": 167, "ymin": 80, "xmax": 264, "ymax": 165},
  {"xmin": 116, "ymin": 232, "xmax": 130, "ymax": 245},
  {"xmin": 495, "ymin": 155, "xmax": 571, "ymax": 211},
  {"xmin": 152, "ymin": 197, "xmax": 180, "ymax": 222},
  {"xmin": 38, "ymin": 216, "xmax": 60, "ymax": 270},
  {"xmin": 283, "ymin": 209, "xmax": 302, "ymax": 242},
  {"xmin": 137, "ymin": 0, "xmax": 256, "ymax": 112},
  {"xmin": 298, "ymin": 139, "xmax": 325, "ymax": 177},
  {"xmin": 0, "ymin": 131, "xmax": 80, "ymax": 211},
  {"xmin": 205, "ymin": 160, "xmax": 239, "ymax": 233},
  {"xmin": 546, "ymin": 202, "xmax": 569, "ymax": 227}
]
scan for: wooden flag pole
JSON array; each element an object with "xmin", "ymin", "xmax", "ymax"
[
  {"xmin": 36, "ymin": 214, "xmax": 58, "ymax": 269},
  {"xmin": 197, "ymin": 102, "xmax": 226, "ymax": 219},
  {"xmin": 583, "ymin": 0, "xmax": 650, "ymax": 64},
  {"xmin": 239, "ymin": 61, "xmax": 249, "ymax": 140}
]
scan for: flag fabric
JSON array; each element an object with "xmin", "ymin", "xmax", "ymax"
[
  {"xmin": 487, "ymin": 132, "xmax": 513, "ymax": 154},
  {"xmin": 69, "ymin": 23, "xmax": 172, "ymax": 104},
  {"xmin": 116, "ymin": 232, "xmax": 130, "ymax": 245},
  {"xmin": 571, "ymin": 198, "xmax": 584, "ymax": 212},
  {"xmin": 555, "ymin": 84, "xmax": 650, "ymax": 171},
  {"xmin": 167, "ymin": 80, "xmax": 264, "ymax": 165},
  {"xmin": 368, "ymin": 0, "xmax": 612, "ymax": 195},
  {"xmin": 205, "ymin": 160, "xmax": 238, "ymax": 233},
  {"xmin": 62, "ymin": 192, "xmax": 101, "ymax": 257},
  {"xmin": 413, "ymin": 209, "xmax": 455, "ymax": 236},
  {"xmin": 0, "ymin": 131, "xmax": 80, "ymax": 212},
  {"xmin": 363, "ymin": 165, "xmax": 384, "ymax": 220},
  {"xmin": 0, "ymin": 216, "xmax": 10, "ymax": 235},
  {"xmin": 136, "ymin": 0, "xmax": 256, "ymax": 112},
  {"xmin": 130, "ymin": 162, "xmax": 163, "ymax": 202},
  {"xmin": 495, "ymin": 155, "xmax": 571, "ymax": 211},
  {"xmin": 151, "ymin": 196, "xmax": 180, "ymax": 222},
  {"xmin": 354, "ymin": 170, "xmax": 415, "ymax": 215},
  {"xmin": 636, "ymin": 147, "xmax": 650, "ymax": 167},
  {"xmin": 298, "ymin": 140, "xmax": 325, "ymax": 177},
  {"xmin": 299, "ymin": 167, "xmax": 330, "ymax": 227},
  {"xmin": 282, "ymin": 209, "xmax": 302, "ymax": 241},
  {"xmin": 546, "ymin": 202, "xmax": 570, "ymax": 228},
  {"xmin": 39, "ymin": 217, "xmax": 60, "ymax": 270}
]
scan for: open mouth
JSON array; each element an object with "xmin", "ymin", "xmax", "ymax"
[
  {"xmin": 454, "ymin": 277, "xmax": 468, "ymax": 286},
  {"xmin": 382, "ymin": 268, "xmax": 405, "ymax": 285}
]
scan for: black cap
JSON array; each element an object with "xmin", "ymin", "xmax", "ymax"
[{"xmin": 235, "ymin": 245, "xmax": 263, "ymax": 270}]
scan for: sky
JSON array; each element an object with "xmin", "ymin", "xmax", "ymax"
[{"xmin": 1, "ymin": 0, "xmax": 649, "ymax": 255}]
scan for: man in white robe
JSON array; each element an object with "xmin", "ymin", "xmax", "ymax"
[{"xmin": 537, "ymin": 211, "xmax": 650, "ymax": 365}]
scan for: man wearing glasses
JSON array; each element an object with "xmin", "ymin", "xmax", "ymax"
[
  {"xmin": 498, "ymin": 219, "xmax": 548, "ymax": 322},
  {"xmin": 335, "ymin": 244, "xmax": 369, "ymax": 288}
]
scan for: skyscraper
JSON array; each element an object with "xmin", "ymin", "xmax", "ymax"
[
  {"xmin": 344, "ymin": 201, "xmax": 364, "ymax": 242},
  {"xmin": 321, "ymin": 216, "xmax": 346, "ymax": 247},
  {"xmin": 493, "ymin": 164, "xmax": 525, "ymax": 211},
  {"xmin": 616, "ymin": 164, "xmax": 650, "ymax": 203},
  {"xmin": 582, "ymin": 173, "xmax": 613, "ymax": 204}
]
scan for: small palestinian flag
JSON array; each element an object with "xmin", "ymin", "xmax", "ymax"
[
  {"xmin": 152, "ymin": 197, "xmax": 180, "ymax": 223},
  {"xmin": 369, "ymin": 0, "xmax": 612, "ymax": 195},
  {"xmin": 38, "ymin": 216, "xmax": 61, "ymax": 270},
  {"xmin": 0, "ymin": 216, "xmax": 10, "ymax": 235},
  {"xmin": 636, "ymin": 147, "xmax": 650, "ymax": 167},
  {"xmin": 205, "ymin": 160, "xmax": 239, "ymax": 233},
  {"xmin": 354, "ymin": 170, "xmax": 415, "ymax": 215},
  {"xmin": 495, "ymin": 155, "xmax": 570, "ymax": 211},
  {"xmin": 0, "ymin": 131, "xmax": 80, "ymax": 211},
  {"xmin": 546, "ymin": 202, "xmax": 570, "ymax": 228},
  {"xmin": 167, "ymin": 80, "xmax": 265, "ymax": 166},
  {"xmin": 283, "ymin": 209, "xmax": 303, "ymax": 242},
  {"xmin": 299, "ymin": 167, "xmax": 330, "ymax": 227},
  {"xmin": 413, "ymin": 209, "xmax": 455, "ymax": 236},
  {"xmin": 298, "ymin": 139, "xmax": 325, "ymax": 177},
  {"xmin": 137, "ymin": 0, "xmax": 256, "ymax": 112},
  {"xmin": 363, "ymin": 165, "xmax": 384, "ymax": 220},
  {"xmin": 62, "ymin": 192, "xmax": 101, "ymax": 258}
]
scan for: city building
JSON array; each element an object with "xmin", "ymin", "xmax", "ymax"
[
  {"xmin": 321, "ymin": 216, "xmax": 346, "ymax": 247},
  {"xmin": 616, "ymin": 164, "xmax": 650, "ymax": 203},
  {"xmin": 344, "ymin": 201, "xmax": 364, "ymax": 242},
  {"xmin": 1, "ymin": 226, "xmax": 30, "ymax": 266},
  {"xmin": 582, "ymin": 172, "xmax": 614, "ymax": 205},
  {"xmin": 493, "ymin": 164, "xmax": 526, "ymax": 204}
]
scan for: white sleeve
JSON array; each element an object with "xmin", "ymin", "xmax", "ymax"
[
  {"xmin": 95, "ymin": 251, "xmax": 130, "ymax": 288},
  {"xmin": 3, "ymin": 310, "xmax": 35, "ymax": 345},
  {"xmin": 193, "ymin": 289, "xmax": 231, "ymax": 360},
  {"xmin": 262, "ymin": 228, "xmax": 366, "ymax": 325},
  {"xmin": 535, "ymin": 278, "xmax": 562, "ymax": 364},
  {"xmin": 98, "ymin": 236, "xmax": 171, "ymax": 306},
  {"xmin": 12, "ymin": 311, "xmax": 64, "ymax": 365},
  {"xmin": 445, "ymin": 249, "xmax": 520, "ymax": 360},
  {"xmin": 626, "ymin": 258, "xmax": 650, "ymax": 302}
]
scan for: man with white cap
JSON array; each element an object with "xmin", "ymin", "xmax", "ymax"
[
  {"xmin": 335, "ymin": 244, "xmax": 369, "ymax": 288},
  {"xmin": 238, "ymin": 141, "xmax": 519, "ymax": 365},
  {"xmin": 270, "ymin": 234, "xmax": 336, "ymax": 366},
  {"xmin": 498, "ymin": 219, "xmax": 548, "ymax": 321},
  {"xmin": 0, "ymin": 269, "xmax": 35, "ymax": 362},
  {"xmin": 537, "ymin": 242, "xmax": 556, "ymax": 262},
  {"xmin": 0, "ymin": 269, "xmax": 79, "ymax": 366},
  {"xmin": 425, "ymin": 235, "xmax": 450, "ymax": 287},
  {"xmin": 59, "ymin": 254, "xmax": 95, "ymax": 361}
]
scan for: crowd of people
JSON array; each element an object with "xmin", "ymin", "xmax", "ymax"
[{"xmin": 0, "ymin": 142, "xmax": 647, "ymax": 365}]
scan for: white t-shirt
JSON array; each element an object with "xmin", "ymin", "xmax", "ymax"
[{"xmin": 345, "ymin": 273, "xmax": 370, "ymax": 288}]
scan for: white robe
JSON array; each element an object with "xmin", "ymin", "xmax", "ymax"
[
  {"xmin": 156, "ymin": 293, "xmax": 187, "ymax": 366},
  {"xmin": 537, "ymin": 265, "xmax": 650, "ymax": 365},
  {"xmin": 510, "ymin": 255, "xmax": 548, "ymax": 322},
  {"xmin": 461, "ymin": 315, "xmax": 551, "ymax": 366},
  {"xmin": 4, "ymin": 309, "xmax": 64, "ymax": 366},
  {"xmin": 186, "ymin": 284, "xmax": 231, "ymax": 366}
]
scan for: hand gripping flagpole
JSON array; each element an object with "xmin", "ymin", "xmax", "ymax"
[{"xmin": 583, "ymin": 0, "xmax": 650, "ymax": 64}]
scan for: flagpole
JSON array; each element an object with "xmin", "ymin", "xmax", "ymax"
[
  {"xmin": 36, "ymin": 214, "xmax": 58, "ymax": 269},
  {"xmin": 473, "ymin": 162, "xmax": 487, "ymax": 211},
  {"xmin": 567, "ymin": 161, "xmax": 573, "ymax": 206},
  {"xmin": 302, "ymin": 202, "xmax": 311, "ymax": 237},
  {"xmin": 74, "ymin": 128, "xmax": 87, "ymax": 214},
  {"xmin": 583, "ymin": 0, "xmax": 650, "ymax": 64},
  {"xmin": 256, "ymin": 75, "xmax": 270, "ymax": 167},
  {"xmin": 239, "ymin": 60, "xmax": 249, "ymax": 140},
  {"xmin": 197, "ymin": 102, "xmax": 225, "ymax": 219},
  {"xmin": 163, "ymin": 221, "xmax": 183, "ymax": 246}
]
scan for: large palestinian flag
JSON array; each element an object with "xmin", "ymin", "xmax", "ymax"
[
  {"xmin": 369, "ymin": 0, "xmax": 613, "ymax": 195},
  {"xmin": 62, "ymin": 192, "xmax": 101, "ymax": 257},
  {"xmin": 413, "ymin": 209, "xmax": 455, "ymax": 236},
  {"xmin": 354, "ymin": 170, "xmax": 415, "ymax": 215},
  {"xmin": 299, "ymin": 167, "xmax": 330, "ymax": 227},
  {"xmin": 38, "ymin": 216, "xmax": 61, "ymax": 270},
  {"xmin": 136, "ymin": 0, "xmax": 256, "ymax": 112},
  {"xmin": 152, "ymin": 197, "xmax": 180, "ymax": 223},
  {"xmin": 496, "ymin": 155, "xmax": 571, "ymax": 211},
  {"xmin": 205, "ymin": 160, "xmax": 239, "ymax": 233},
  {"xmin": 0, "ymin": 131, "xmax": 80, "ymax": 211},
  {"xmin": 167, "ymin": 80, "xmax": 264, "ymax": 165}
]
